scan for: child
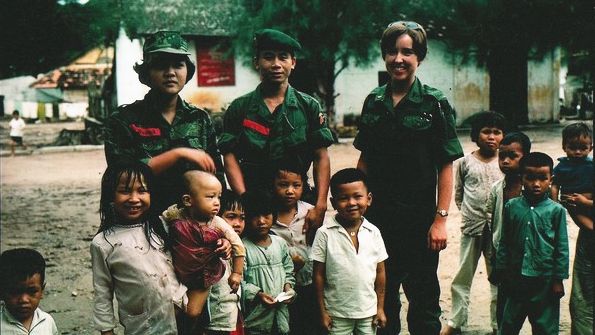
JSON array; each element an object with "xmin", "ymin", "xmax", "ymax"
[
  {"xmin": 0, "ymin": 248, "xmax": 58, "ymax": 334},
  {"xmin": 206, "ymin": 189, "xmax": 246, "ymax": 335},
  {"xmin": 269, "ymin": 163, "xmax": 318, "ymax": 335},
  {"xmin": 494, "ymin": 152, "xmax": 569, "ymax": 335},
  {"xmin": 442, "ymin": 111, "xmax": 506, "ymax": 335},
  {"xmin": 486, "ymin": 132, "xmax": 532, "ymax": 326},
  {"xmin": 550, "ymin": 122, "xmax": 593, "ymax": 334},
  {"xmin": 312, "ymin": 168, "xmax": 388, "ymax": 335},
  {"xmin": 9, "ymin": 110, "xmax": 27, "ymax": 156},
  {"xmin": 241, "ymin": 190, "xmax": 296, "ymax": 335},
  {"xmin": 91, "ymin": 162, "xmax": 187, "ymax": 335},
  {"xmin": 162, "ymin": 171, "xmax": 245, "ymax": 321}
]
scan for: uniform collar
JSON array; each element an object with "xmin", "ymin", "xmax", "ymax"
[
  {"xmin": 372, "ymin": 77, "xmax": 423, "ymax": 106},
  {"xmin": 144, "ymin": 90, "xmax": 193, "ymax": 123},
  {"xmin": 253, "ymin": 84, "xmax": 299, "ymax": 114}
]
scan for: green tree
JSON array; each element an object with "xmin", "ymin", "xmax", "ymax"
[
  {"xmin": 234, "ymin": 0, "xmax": 395, "ymax": 123},
  {"xmin": 400, "ymin": 0, "xmax": 594, "ymax": 125},
  {"xmin": 0, "ymin": 0, "xmax": 119, "ymax": 79}
]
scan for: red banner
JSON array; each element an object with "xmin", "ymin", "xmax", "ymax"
[{"xmin": 197, "ymin": 42, "xmax": 235, "ymax": 86}]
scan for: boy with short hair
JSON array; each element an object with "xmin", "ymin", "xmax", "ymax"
[
  {"xmin": 494, "ymin": 152, "xmax": 569, "ymax": 335},
  {"xmin": 443, "ymin": 111, "xmax": 506, "ymax": 335},
  {"xmin": 0, "ymin": 248, "xmax": 59, "ymax": 334},
  {"xmin": 486, "ymin": 132, "xmax": 532, "ymax": 326},
  {"xmin": 549, "ymin": 122, "xmax": 593, "ymax": 335},
  {"xmin": 9, "ymin": 110, "xmax": 27, "ymax": 156},
  {"xmin": 312, "ymin": 168, "xmax": 388, "ymax": 335}
]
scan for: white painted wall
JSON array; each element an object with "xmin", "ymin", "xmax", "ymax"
[{"xmin": 527, "ymin": 47, "xmax": 561, "ymax": 123}]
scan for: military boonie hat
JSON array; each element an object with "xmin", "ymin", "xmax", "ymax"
[
  {"xmin": 254, "ymin": 29, "xmax": 302, "ymax": 53},
  {"xmin": 143, "ymin": 31, "xmax": 190, "ymax": 56}
]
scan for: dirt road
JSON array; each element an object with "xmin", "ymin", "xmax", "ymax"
[{"xmin": 0, "ymin": 124, "xmax": 579, "ymax": 334}]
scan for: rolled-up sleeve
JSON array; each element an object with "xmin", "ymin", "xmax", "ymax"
[
  {"xmin": 434, "ymin": 99, "xmax": 464, "ymax": 164},
  {"xmin": 305, "ymin": 99, "xmax": 334, "ymax": 149}
]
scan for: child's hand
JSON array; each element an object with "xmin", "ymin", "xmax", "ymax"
[
  {"xmin": 215, "ymin": 238, "xmax": 232, "ymax": 259},
  {"xmin": 320, "ymin": 309, "xmax": 333, "ymax": 332},
  {"xmin": 562, "ymin": 193, "xmax": 591, "ymax": 207},
  {"xmin": 291, "ymin": 254, "xmax": 305, "ymax": 272},
  {"xmin": 373, "ymin": 308, "xmax": 387, "ymax": 329},
  {"xmin": 257, "ymin": 291, "xmax": 276, "ymax": 307},
  {"xmin": 228, "ymin": 272, "xmax": 241, "ymax": 293},
  {"xmin": 552, "ymin": 280, "xmax": 565, "ymax": 299},
  {"xmin": 282, "ymin": 284, "xmax": 296, "ymax": 304}
]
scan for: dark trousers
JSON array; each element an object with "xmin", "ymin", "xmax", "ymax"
[
  {"xmin": 290, "ymin": 284, "xmax": 324, "ymax": 335},
  {"xmin": 372, "ymin": 205, "xmax": 442, "ymax": 335}
]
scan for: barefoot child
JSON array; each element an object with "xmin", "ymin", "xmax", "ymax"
[
  {"xmin": 162, "ymin": 171, "xmax": 245, "ymax": 322},
  {"xmin": 206, "ymin": 190, "xmax": 246, "ymax": 335},
  {"xmin": 91, "ymin": 162, "xmax": 187, "ymax": 335},
  {"xmin": 494, "ymin": 152, "xmax": 569, "ymax": 335},
  {"xmin": 312, "ymin": 168, "xmax": 388, "ymax": 334},
  {"xmin": 269, "ymin": 163, "xmax": 319, "ymax": 335},
  {"xmin": 241, "ymin": 190, "xmax": 296, "ymax": 335},
  {"xmin": 442, "ymin": 112, "xmax": 506, "ymax": 335},
  {"xmin": 1, "ymin": 248, "xmax": 58, "ymax": 334},
  {"xmin": 486, "ymin": 132, "xmax": 531, "ymax": 326},
  {"xmin": 549, "ymin": 122, "xmax": 593, "ymax": 334}
]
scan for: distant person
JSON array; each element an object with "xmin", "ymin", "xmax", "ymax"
[
  {"xmin": 0, "ymin": 248, "xmax": 59, "ymax": 334},
  {"xmin": 442, "ymin": 112, "xmax": 506, "ymax": 335},
  {"xmin": 240, "ymin": 190, "xmax": 296, "ymax": 335},
  {"xmin": 493, "ymin": 152, "xmax": 569, "ymax": 335},
  {"xmin": 219, "ymin": 29, "xmax": 335, "ymax": 240},
  {"xmin": 312, "ymin": 168, "xmax": 388, "ymax": 334},
  {"xmin": 104, "ymin": 31, "xmax": 224, "ymax": 213},
  {"xmin": 269, "ymin": 161, "xmax": 317, "ymax": 335},
  {"xmin": 486, "ymin": 132, "xmax": 532, "ymax": 326},
  {"xmin": 206, "ymin": 190, "xmax": 246, "ymax": 335},
  {"xmin": 354, "ymin": 21, "xmax": 464, "ymax": 334},
  {"xmin": 549, "ymin": 122, "xmax": 593, "ymax": 335},
  {"xmin": 161, "ymin": 171, "xmax": 245, "ymax": 323},
  {"xmin": 91, "ymin": 162, "xmax": 188, "ymax": 335},
  {"xmin": 9, "ymin": 110, "xmax": 27, "ymax": 156}
]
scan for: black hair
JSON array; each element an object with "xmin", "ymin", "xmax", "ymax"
[
  {"xmin": 98, "ymin": 160, "xmax": 169, "ymax": 249},
  {"xmin": 500, "ymin": 132, "xmax": 531, "ymax": 155},
  {"xmin": 219, "ymin": 189, "xmax": 243, "ymax": 215},
  {"xmin": 470, "ymin": 111, "xmax": 507, "ymax": 142},
  {"xmin": 519, "ymin": 152, "xmax": 554, "ymax": 175},
  {"xmin": 330, "ymin": 168, "xmax": 368, "ymax": 198},
  {"xmin": 562, "ymin": 122, "xmax": 593, "ymax": 147},
  {"xmin": 241, "ymin": 190, "xmax": 275, "ymax": 224},
  {"xmin": 12, "ymin": 110, "xmax": 19, "ymax": 116},
  {"xmin": 0, "ymin": 248, "xmax": 46, "ymax": 291}
]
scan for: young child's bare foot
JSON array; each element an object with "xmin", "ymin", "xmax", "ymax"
[{"xmin": 440, "ymin": 325, "xmax": 461, "ymax": 335}]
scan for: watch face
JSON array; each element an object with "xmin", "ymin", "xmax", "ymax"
[{"xmin": 437, "ymin": 210, "xmax": 448, "ymax": 217}]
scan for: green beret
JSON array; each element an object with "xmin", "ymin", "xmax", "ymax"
[
  {"xmin": 143, "ymin": 31, "xmax": 190, "ymax": 56},
  {"xmin": 254, "ymin": 29, "xmax": 302, "ymax": 53}
]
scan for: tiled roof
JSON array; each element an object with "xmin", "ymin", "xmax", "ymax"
[{"xmin": 122, "ymin": 0, "xmax": 237, "ymax": 36}]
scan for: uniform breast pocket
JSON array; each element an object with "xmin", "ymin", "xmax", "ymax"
[
  {"xmin": 283, "ymin": 125, "xmax": 307, "ymax": 148},
  {"xmin": 402, "ymin": 113, "xmax": 432, "ymax": 131}
]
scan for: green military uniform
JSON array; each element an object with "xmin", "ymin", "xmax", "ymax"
[
  {"xmin": 495, "ymin": 195, "xmax": 568, "ymax": 334},
  {"xmin": 354, "ymin": 77, "xmax": 463, "ymax": 335},
  {"xmin": 104, "ymin": 91, "xmax": 223, "ymax": 212},
  {"xmin": 218, "ymin": 84, "xmax": 334, "ymax": 192}
]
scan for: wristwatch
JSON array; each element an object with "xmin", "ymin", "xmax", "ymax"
[{"xmin": 436, "ymin": 209, "xmax": 449, "ymax": 217}]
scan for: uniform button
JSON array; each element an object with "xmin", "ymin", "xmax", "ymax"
[
  {"xmin": 525, "ymin": 237, "xmax": 529, "ymax": 240},
  {"xmin": 530, "ymin": 206, "xmax": 534, "ymax": 210}
]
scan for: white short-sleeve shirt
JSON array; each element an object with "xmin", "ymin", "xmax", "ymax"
[{"xmin": 311, "ymin": 216, "xmax": 388, "ymax": 319}]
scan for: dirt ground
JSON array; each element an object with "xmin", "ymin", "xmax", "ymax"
[{"xmin": 0, "ymin": 120, "xmax": 581, "ymax": 334}]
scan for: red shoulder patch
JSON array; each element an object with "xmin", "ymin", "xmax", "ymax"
[
  {"xmin": 242, "ymin": 119, "xmax": 270, "ymax": 136},
  {"xmin": 130, "ymin": 124, "xmax": 161, "ymax": 137}
]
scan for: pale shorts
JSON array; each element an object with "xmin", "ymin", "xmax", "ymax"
[{"xmin": 329, "ymin": 316, "xmax": 376, "ymax": 335}]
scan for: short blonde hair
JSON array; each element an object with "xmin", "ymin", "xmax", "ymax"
[{"xmin": 380, "ymin": 21, "xmax": 428, "ymax": 61}]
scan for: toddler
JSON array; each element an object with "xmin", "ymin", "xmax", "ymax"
[
  {"xmin": 550, "ymin": 122, "xmax": 593, "ymax": 334},
  {"xmin": 1, "ymin": 248, "xmax": 58, "ymax": 334},
  {"xmin": 312, "ymin": 168, "xmax": 388, "ymax": 335},
  {"xmin": 91, "ymin": 162, "xmax": 187, "ymax": 335},
  {"xmin": 443, "ymin": 111, "xmax": 506, "ymax": 335},
  {"xmin": 241, "ymin": 190, "xmax": 296, "ymax": 335},
  {"xmin": 269, "ymin": 163, "xmax": 318, "ymax": 335},
  {"xmin": 162, "ymin": 170, "xmax": 245, "ymax": 321},
  {"xmin": 206, "ymin": 189, "xmax": 246, "ymax": 335}
]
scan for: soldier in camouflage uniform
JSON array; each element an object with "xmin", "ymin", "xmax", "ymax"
[
  {"xmin": 219, "ymin": 29, "xmax": 335, "ymax": 234},
  {"xmin": 104, "ymin": 31, "xmax": 223, "ymax": 213},
  {"xmin": 355, "ymin": 22, "xmax": 464, "ymax": 335}
]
